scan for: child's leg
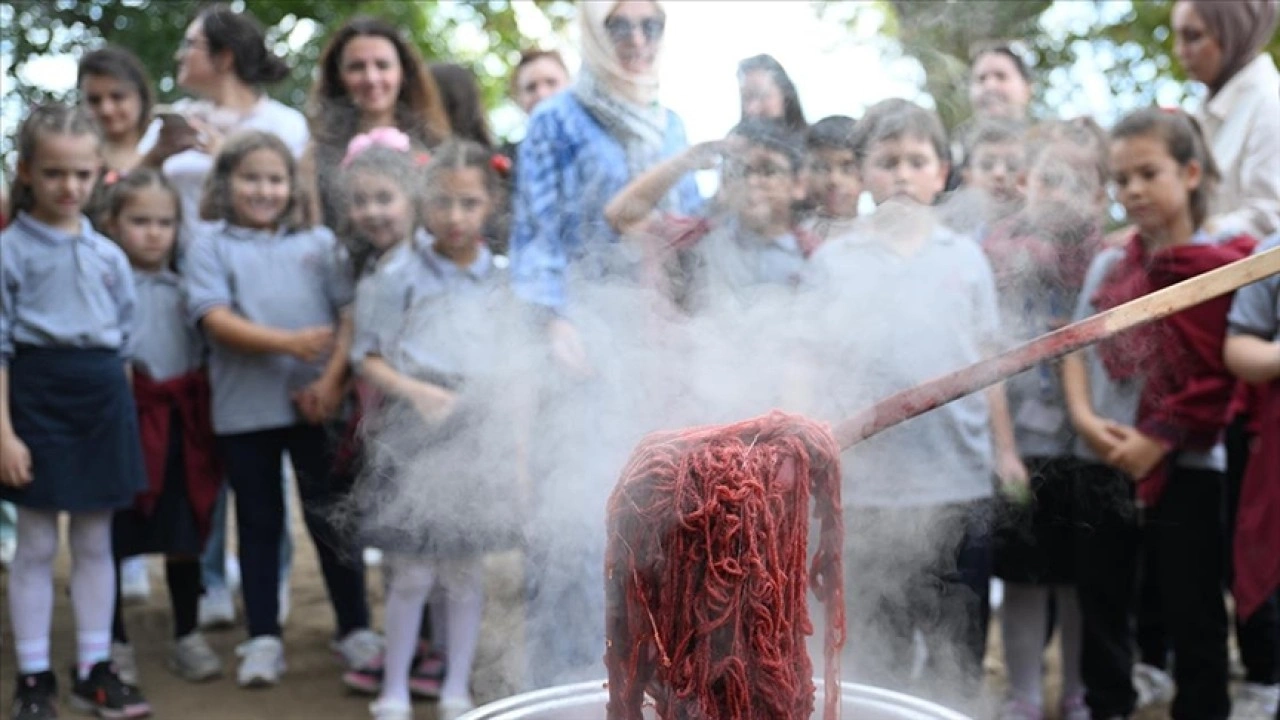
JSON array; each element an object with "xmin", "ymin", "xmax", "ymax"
[
  {"xmin": 439, "ymin": 556, "xmax": 485, "ymax": 705},
  {"xmin": 221, "ymin": 429, "xmax": 288, "ymax": 638},
  {"xmin": 68, "ymin": 511, "xmax": 116, "ymax": 677},
  {"xmin": 1152, "ymin": 467, "xmax": 1229, "ymax": 720},
  {"xmin": 8, "ymin": 508, "xmax": 59, "ymax": 673},
  {"xmin": 1001, "ymin": 583, "xmax": 1049, "ymax": 706},
  {"xmin": 1055, "ymin": 584, "xmax": 1085, "ymax": 700},
  {"xmin": 166, "ymin": 555, "xmax": 202, "ymax": 640},
  {"xmin": 381, "ymin": 555, "xmax": 435, "ymax": 705},
  {"xmin": 285, "ymin": 424, "xmax": 369, "ymax": 638}
]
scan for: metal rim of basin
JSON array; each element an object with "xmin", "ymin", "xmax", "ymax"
[{"xmin": 459, "ymin": 680, "xmax": 973, "ymax": 720}]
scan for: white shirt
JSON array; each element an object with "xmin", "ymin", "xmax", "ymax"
[
  {"xmin": 138, "ymin": 96, "xmax": 309, "ymax": 253},
  {"xmin": 1197, "ymin": 53, "xmax": 1280, "ymax": 240}
]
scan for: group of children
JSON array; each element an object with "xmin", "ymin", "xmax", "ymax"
[{"xmin": 1, "ymin": 57, "xmax": 1278, "ymax": 720}]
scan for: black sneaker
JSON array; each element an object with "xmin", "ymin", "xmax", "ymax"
[
  {"xmin": 68, "ymin": 662, "xmax": 151, "ymax": 719},
  {"xmin": 12, "ymin": 671, "xmax": 58, "ymax": 720}
]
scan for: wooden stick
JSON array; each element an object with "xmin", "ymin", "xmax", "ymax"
[{"xmin": 832, "ymin": 246, "xmax": 1280, "ymax": 450}]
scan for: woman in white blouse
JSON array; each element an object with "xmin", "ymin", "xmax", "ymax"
[{"xmin": 1172, "ymin": 0, "xmax": 1280, "ymax": 239}]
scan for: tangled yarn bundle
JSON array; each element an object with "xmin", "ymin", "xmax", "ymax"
[{"xmin": 605, "ymin": 411, "xmax": 845, "ymax": 720}]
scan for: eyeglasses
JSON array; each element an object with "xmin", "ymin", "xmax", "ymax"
[
  {"xmin": 604, "ymin": 16, "xmax": 665, "ymax": 43},
  {"xmin": 178, "ymin": 36, "xmax": 208, "ymax": 53}
]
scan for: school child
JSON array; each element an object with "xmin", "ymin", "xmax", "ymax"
[
  {"xmin": 331, "ymin": 128, "xmax": 450, "ymax": 701},
  {"xmin": 352, "ymin": 139, "xmax": 518, "ymax": 720},
  {"xmin": 984, "ymin": 121, "xmax": 1110, "ymax": 720},
  {"xmin": 183, "ymin": 130, "xmax": 379, "ymax": 688},
  {"xmin": 947, "ymin": 116, "xmax": 1025, "ymax": 238},
  {"xmin": 604, "ymin": 118, "xmax": 817, "ymax": 312},
  {"xmin": 1, "ymin": 103, "xmax": 151, "ymax": 720},
  {"xmin": 1223, "ymin": 232, "xmax": 1280, "ymax": 720},
  {"xmin": 802, "ymin": 114, "xmax": 862, "ymax": 242},
  {"xmin": 804, "ymin": 98, "xmax": 1023, "ymax": 699},
  {"xmin": 93, "ymin": 168, "xmax": 225, "ymax": 687},
  {"xmin": 1064, "ymin": 108, "xmax": 1252, "ymax": 720}
]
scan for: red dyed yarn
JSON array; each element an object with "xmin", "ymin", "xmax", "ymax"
[{"xmin": 605, "ymin": 411, "xmax": 846, "ymax": 720}]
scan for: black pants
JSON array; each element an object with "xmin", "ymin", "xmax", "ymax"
[
  {"xmin": 219, "ymin": 423, "xmax": 368, "ymax": 639},
  {"xmin": 1225, "ymin": 417, "xmax": 1280, "ymax": 684},
  {"xmin": 1075, "ymin": 461, "xmax": 1230, "ymax": 720}
]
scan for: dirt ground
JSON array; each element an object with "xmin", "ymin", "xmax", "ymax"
[{"xmin": 1, "ymin": 516, "xmax": 1174, "ymax": 720}]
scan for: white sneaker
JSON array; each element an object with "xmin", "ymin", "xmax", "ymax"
[
  {"xmin": 198, "ymin": 585, "xmax": 237, "ymax": 630},
  {"xmin": 333, "ymin": 629, "xmax": 384, "ymax": 671},
  {"xmin": 278, "ymin": 580, "xmax": 291, "ymax": 627},
  {"xmin": 111, "ymin": 642, "xmax": 139, "ymax": 685},
  {"xmin": 169, "ymin": 632, "xmax": 223, "ymax": 682},
  {"xmin": 439, "ymin": 697, "xmax": 475, "ymax": 720},
  {"xmin": 1230, "ymin": 683, "xmax": 1280, "ymax": 720},
  {"xmin": 1133, "ymin": 662, "xmax": 1175, "ymax": 708},
  {"xmin": 369, "ymin": 697, "xmax": 412, "ymax": 720},
  {"xmin": 121, "ymin": 557, "xmax": 152, "ymax": 605},
  {"xmin": 236, "ymin": 635, "xmax": 285, "ymax": 687}
]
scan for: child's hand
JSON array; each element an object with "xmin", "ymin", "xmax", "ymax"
[
  {"xmin": 0, "ymin": 432, "xmax": 33, "ymax": 488},
  {"xmin": 293, "ymin": 374, "xmax": 345, "ymax": 424},
  {"xmin": 287, "ymin": 327, "xmax": 336, "ymax": 363},
  {"xmin": 409, "ymin": 385, "xmax": 457, "ymax": 426},
  {"xmin": 995, "ymin": 449, "xmax": 1030, "ymax": 502},
  {"xmin": 685, "ymin": 137, "xmax": 748, "ymax": 171},
  {"xmin": 548, "ymin": 318, "xmax": 592, "ymax": 379},
  {"xmin": 1076, "ymin": 413, "xmax": 1126, "ymax": 459},
  {"xmin": 1104, "ymin": 426, "xmax": 1168, "ymax": 480}
]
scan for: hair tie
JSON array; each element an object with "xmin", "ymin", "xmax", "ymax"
[
  {"xmin": 414, "ymin": 152, "xmax": 431, "ymax": 167},
  {"xmin": 102, "ymin": 169, "xmax": 123, "ymax": 186},
  {"xmin": 341, "ymin": 127, "xmax": 413, "ymax": 168},
  {"xmin": 490, "ymin": 153, "xmax": 512, "ymax": 176}
]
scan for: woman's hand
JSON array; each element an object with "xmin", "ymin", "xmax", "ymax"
[
  {"xmin": 186, "ymin": 116, "xmax": 225, "ymax": 159},
  {"xmin": 1104, "ymin": 426, "xmax": 1168, "ymax": 480},
  {"xmin": 0, "ymin": 432, "xmax": 32, "ymax": 488}
]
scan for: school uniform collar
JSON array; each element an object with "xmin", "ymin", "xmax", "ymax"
[
  {"xmin": 415, "ymin": 229, "xmax": 493, "ymax": 281},
  {"xmin": 1205, "ymin": 53, "xmax": 1279, "ymax": 120},
  {"xmin": 13, "ymin": 212, "xmax": 96, "ymax": 246},
  {"xmin": 133, "ymin": 267, "xmax": 180, "ymax": 287},
  {"xmin": 217, "ymin": 220, "xmax": 289, "ymax": 242}
]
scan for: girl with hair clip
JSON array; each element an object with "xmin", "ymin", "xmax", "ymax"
[
  {"xmin": 98, "ymin": 169, "xmax": 224, "ymax": 688},
  {"xmin": 1064, "ymin": 108, "xmax": 1256, "ymax": 720},
  {"xmin": 302, "ymin": 15, "xmax": 451, "ymax": 230},
  {"xmin": 184, "ymin": 130, "xmax": 379, "ymax": 689},
  {"xmin": 1, "ymin": 103, "xmax": 150, "ymax": 720},
  {"xmin": 351, "ymin": 138, "xmax": 520, "ymax": 720}
]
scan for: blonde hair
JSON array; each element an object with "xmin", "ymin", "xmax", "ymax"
[{"xmin": 199, "ymin": 130, "xmax": 311, "ymax": 231}]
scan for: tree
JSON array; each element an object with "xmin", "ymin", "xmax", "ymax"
[
  {"xmin": 816, "ymin": 0, "xmax": 1280, "ymax": 129},
  {"xmin": 1, "ymin": 0, "xmax": 574, "ymax": 142}
]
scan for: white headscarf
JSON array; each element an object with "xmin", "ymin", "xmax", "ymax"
[{"xmin": 577, "ymin": 1, "xmax": 665, "ymax": 106}]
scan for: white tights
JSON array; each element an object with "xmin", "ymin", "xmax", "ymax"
[
  {"xmin": 8, "ymin": 508, "xmax": 115, "ymax": 675},
  {"xmin": 1001, "ymin": 583, "xmax": 1084, "ymax": 708},
  {"xmin": 380, "ymin": 553, "xmax": 484, "ymax": 706}
]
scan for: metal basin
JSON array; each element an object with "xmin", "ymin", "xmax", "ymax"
[{"xmin": 460, "ymin": 681, "xmax": 972, "ymax": 719}]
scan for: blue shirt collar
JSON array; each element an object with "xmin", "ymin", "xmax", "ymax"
[
  {"xmin": 14, "ymin": 212, "xmax": 96, "ymax": 245},
  {"xmin": 415, "ymin": 229, "xmax": 493, "ymax": 282}
]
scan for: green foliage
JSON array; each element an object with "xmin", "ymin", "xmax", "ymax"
[
  {"xmin": 1, "ymin": 0, "xmax": 573, "ymax": 130},
  {"xmin": 817, "ymin": 0, "xmax": 1280, "ymax": 130}
]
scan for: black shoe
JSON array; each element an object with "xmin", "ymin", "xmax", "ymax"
[
  {"xmin": 68, "ymin": 662, "xmax": 151, "ymax": 719},
  {"xmin": 12, "ymin": 670, "xmax": 58, "ymax": 720}
]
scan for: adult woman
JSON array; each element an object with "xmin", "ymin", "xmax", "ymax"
[
  {"xmin": 301, "ymin": 16, "xmax": 450, "ymax": 228},
  {"xmin": 737, "ymin": 53, "xmax": 807, "ymax": 132},
  {"xmin": 78, "ymin": 46, "xmax": 154, "ymax": 174},
  {"xmin": 968, "ymin": 42, "xmax": 1033, "ymax": 122},
  {"xmin": 138, "ymin": 3, "xmax": 308, "ymax": 249},
  {"xmin": 509, "ymin": 0, "xmax": 699, "ymax": 339},
  {"xmin": 508, "ymin": 0, "xmax": 700, "ymax": 689},
  {"xmin": 1173, "ymin": 0, "xmax": 1280, "ymax": 239}
]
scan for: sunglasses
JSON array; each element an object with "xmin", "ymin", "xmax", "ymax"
[{"xmin": 604, "ymin": 16, "xmax": 665, "ymax": 43}]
